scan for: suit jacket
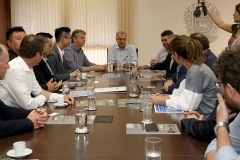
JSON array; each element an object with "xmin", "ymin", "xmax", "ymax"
[
  {"xmin": 8, "ymin": 49, "xmax": 18, "ymax": 61},
  {"xmin": 150, "ymin": 53, "xmax": 178, "ymax": 78},
  {"xmin": 0, "ymin": 100, "xmax": 33, "ymax": 138},
  {"xmin": 47, "ymin": 44, "xmax": 70, "ymax": 81},
  {"xmin": 33, "ymin": 59, "xmax": 54, "ymax": 84},
  {"xmin": 33, "ymin": 67, "xmax": 48, "ymax": 90},
  {"xmin": 181, "ymin": 101, "xmax": 237, "ymax": 142}
]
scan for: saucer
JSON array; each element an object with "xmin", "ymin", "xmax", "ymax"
[
  {"xmin": 53, "ymin": 103, "xmax": 68, "ymax": 107},
  {"xmin": 7, "ymin": 148, "xmax": 32, "ymax": 158}
]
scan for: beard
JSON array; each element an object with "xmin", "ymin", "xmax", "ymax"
[{"xmin": 224, "ymin": 91, "xmax": 240, "ymax": 111}]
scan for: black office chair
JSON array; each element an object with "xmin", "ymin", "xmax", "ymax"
[{"xmin": 107, "ymin": 48, "xmax": 138, "ymax": 63}]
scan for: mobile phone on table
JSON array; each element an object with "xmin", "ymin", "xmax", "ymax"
[{"xmin": 145, "ymin": 123, "xmax": 159, "ymax": 132}]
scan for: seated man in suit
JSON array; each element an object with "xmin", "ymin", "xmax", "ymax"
[
  {"xmin": 151, "ymin": 34, "xmax": 178, "ymax": 79},
  {"xmin": 0, "ymin": 43, "xmax": 48, "ymax": 138},
  {"xmin": 34, "ymin": 32, "xmax": 62, "ymax": 92},
  {"xmin": 0, "ymin": 35, "xmax": 74, "ymax": 110},
  {"xmin": 64, "ymin": 29, "xmax": 107, "ymax": 72},
  {"xmin": 190, "ymin": 33, "xmax": 217, "ymax": 77},
  {"xmin": 6, "ymin": 26, "xmax": 26, "ymax": 61},
  {"xmin": 47, "ymin": 27, "xmax": 79, "ymax": 81},
  {"xmin": 108, "ymin": 31, "xmax": 138, "ymax": 68},
  {"xmin": 138, "ymin": 30, "xmax": 173, "ymax": 69}
]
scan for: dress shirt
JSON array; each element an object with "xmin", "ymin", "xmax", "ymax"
[
  {"xmin": 205, "ymin": 114, "xmax": 240, "ymax": 159},
  {"xmin": 64, "ymin": 43, "xmax": 95, "ymax": 71},
  {"xmin": 0, "ymin": 57, "xmax": 63, "ymax": 110},
  {"xmin": 43, "ymin": 57, "xmax": 54, "ymax": 75},
  {"xmin": 155, "ymin": 48, "xmax": 168, "ymax": 63},
  {"xmin": 108, "ymin": 43, "xmax": 138, "ymax": 65},
  {"xmin": 57, "ymin": 46, "xmax": 64, "ymax": 63}
]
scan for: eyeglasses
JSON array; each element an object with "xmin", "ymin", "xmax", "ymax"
[{"xmin": 214, "ymin": 80, "xmax": 222, "ymax": 88}]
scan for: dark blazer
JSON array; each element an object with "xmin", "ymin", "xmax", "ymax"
[
  {"xmin": 150, "ymin": 53, "xmax": 178, "ymax": 78},
  {"xmin": 166, "ymin": 65, "xmax": 187, "ymax": 94},
  {"xmin": 181, "ymin": 101, "xmax": 237, "ymax": 142},
  {"xmin": 0, "ymin": 100, "xmax": 33, "ymax": 138},
  {"xmin": 35, "ymin": 59, "xmax": 53, "ymax": 84},
  {"xmin": 33, "ymin": 67, "xmax": 48, "ymax": 90},
  {"xmin": 8, "ymin": 49, "xmax": 18, "ymax": 61},
  {"xmin": 47, "ymin": 44, "xmax": 70, "ymax": 81},
  {"xmin": 204, "ymin": 49, "xmax": 217, "ymax": 77}
]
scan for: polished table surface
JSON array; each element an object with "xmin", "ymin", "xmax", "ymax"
[{"xmin": 0, "ymin": 71, "xmax": 208, "ymax": 160}]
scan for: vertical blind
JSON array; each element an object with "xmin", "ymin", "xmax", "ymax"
[{"xmin": 11, "ymin": 0, "xmax": 133, "ymax": 64}]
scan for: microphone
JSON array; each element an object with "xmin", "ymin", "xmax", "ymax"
[{"xmin": 193, "ymin": 7, "xmax": 201, "ymax": 17}]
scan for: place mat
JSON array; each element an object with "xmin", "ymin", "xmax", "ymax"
[
  {"xmin": 137, "ymin": 76, "xmax": 165, "ymax": 81},
  {"xmin": 102, "ymin": 73, "xmax": 120, "ymax": 78},
  {"xmin": 75, "ymin": 100, "xmax": 115, "ymax": 107},
  {"xmin": 47, "ymin": 115, "xmax": 96, "ymax": 124},
  {"xmin": 126, "ymin": 123, "xmax": 181, "ymax": 134},
  {"xmin": 118, "ymin": 98, "xmax": 142, "ymax": 107},
  {"xmin": 94, "ymin": 116, "xmax": 113, "ymax": 123}
]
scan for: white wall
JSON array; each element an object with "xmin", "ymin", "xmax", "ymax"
[{"xmin": 133, "ymin": 0, "xmax": 239, "ymax": 65}]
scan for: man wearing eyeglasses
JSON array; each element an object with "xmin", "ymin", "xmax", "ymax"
[
  {"xmin": 47, "ymin": 27, "xmax": 79, "ymax": 81},
  {"xmin": 204, "ymin": 47, "xmax": 240, "ymax": 159}
]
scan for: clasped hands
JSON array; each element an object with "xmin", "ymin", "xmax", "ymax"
[{"xmin": 27, "ymin": 108, "xmax": 48, "ymax": 129}]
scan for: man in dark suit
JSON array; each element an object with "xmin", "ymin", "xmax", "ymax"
[
  {"xmin": 47, "ymin": 27, "xmax": 79, "ymax": 81},
  {"xmin": 151, "ymin": 34, "xmax": 178, "ymax": 78},
  {"xmin": 6, "ymin": 26, "xmax": 26, "ymax": 61},
  {"xmin": 34, "ymin": 32, "xmax": 61, "ymax": 92},
  {"xmin": 0, "ymin": 44, "xmax": 48, "ymax": 138}
]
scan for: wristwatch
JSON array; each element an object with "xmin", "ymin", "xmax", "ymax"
[{"xmin": 214, "ymin": 121, "xmax": 229, "ymax": 134}]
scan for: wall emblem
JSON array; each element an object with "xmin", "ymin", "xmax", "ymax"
[{"xmin": 185, "ymin": 2, "xmax": 220, "ymax": 43}]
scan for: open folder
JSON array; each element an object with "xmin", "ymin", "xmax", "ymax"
[{"xmin": 94, "ymin": 86, "xmax": 126, "ymax": 93}]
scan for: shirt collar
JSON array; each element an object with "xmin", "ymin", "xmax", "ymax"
[
  {"xmin": 56, "ymin": 45, "xmax": 64, "ymax": 55},
  {"xmin": 70, "ymin": 43, "xmax": 81, "ymax": 53},
  {"xmin": 116, "ymin": 43, "xmax": 128, "ymax": 50},
  {"xmin": 16, "ymin": 57, "xmax": 31, "ymax": 71}
]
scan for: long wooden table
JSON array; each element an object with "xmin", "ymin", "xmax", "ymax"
[{"xmin": 0, "ymin": 71, "xmax": 208, "ymax": 160}]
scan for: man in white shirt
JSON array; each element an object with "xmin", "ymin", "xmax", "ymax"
[
  {"xmin": 0, "ymin": 35, "xmax": 74, "ymax": 110},
  {"xmin": 108, "ymin": 31, "xmax": 138, "ymax": 68}
]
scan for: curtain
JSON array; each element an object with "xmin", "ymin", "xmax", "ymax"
[{"xmin": 11, "ymin": 0, "xmax": 133, "ymax": 64}]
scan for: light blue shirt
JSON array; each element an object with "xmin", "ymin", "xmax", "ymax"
[
  {"xmin": 205, "ymin": 114, "xmax": 240, "ymax": 159},
  {"xmin": 107, "ymin": 43, "xmax": 137, "ymax": 65},
  {"xmin": 155, "ymin": 48, "xmax": 168, "ymax": 63}
]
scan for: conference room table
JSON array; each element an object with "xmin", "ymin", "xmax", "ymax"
[{"xmin": 0, "ymin": 71, "xmax": 209, "ymax": 160}]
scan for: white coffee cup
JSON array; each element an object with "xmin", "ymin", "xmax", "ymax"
[
  {"xmin": 13, "ymin": 141, "xmax": 26, "ymax": 156},
  {"xmin": 82, "ymin": 73, "xmax": 86, "ymax": 79},
  {"xmin": 57, "ymin": 97, "xmax": 64, "ymax": 105}
]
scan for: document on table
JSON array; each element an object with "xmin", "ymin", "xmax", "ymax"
[
  {"xmin": 94, "ymin": 86, "xmax": 126, "ymax": 93},
  {"xmin": 126, "ymin": 123, "xmax": 181, "ymax": 134},
  {"xmin": 154, "ymin": 105, "xmax": 183, "ymax": 113},
  {"xmin": 47, "ymin": 115, "xmax": 96, "ymax": 124}
]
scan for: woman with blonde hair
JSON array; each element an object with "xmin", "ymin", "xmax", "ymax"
[{"xmin": 151, "ymin": 35, "xmax": 217, "ymax": 118}]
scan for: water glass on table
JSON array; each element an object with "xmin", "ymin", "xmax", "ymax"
[
  {"xmin": 87, "ymin": 90, "xmax": 96, "ymax": 111},
  {"xmin": 117, "ymin": 61, "xmax": 122, "ymax": 70},
  {"xmin": 62, "ymin": 81, "xmax": 70, "ymax": 95},
  {"xmin": 139, "ymin": 91, "xmax": 150, "ymax": 111},
  {"xmin": 145, "ymin": 137, "xmax": 162, "ymax": 160},
  {"xmin": 142, "ymin": 101, "xmax": 153, "ymax": 124},
  {"xmin": 75, "ymin": 108, "xmax": 88, "ymax": 134}
]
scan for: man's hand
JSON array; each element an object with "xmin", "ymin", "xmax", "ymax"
[
  {"xmin": 137, "ymin": 65, "xmax": 149, "ymax": 70},
  {"xmin": 216, "ymin": 93, "xmax": 230, "ymax": 124},
  {"xmin": 57, "ymin": 80, "xmax": 62, "ymax": 88},
  {"xmin": 70, "ymin": 70, "xmax": 80, "ymax": 77},
  {"xmin": 183, "ymin": 111, "xmax": 204, "ymax": 120},
  {"xmin": 63, "ymin": 95, "xmax": 74, "ymax": 105},
  {"xmin": 27, "ymin": 109, "xmax": 47, "ymax": 129},
  {"xmin": 164, "ymin": 79, "xmax": 174, "ymax": 92},
  {"xmin": 95, "ymin": 65, "xmax": 107, "ymax": 71},
  {"xmin": 35, "ymin": 108, "xmax": 48, "ymax": 127},
  {"xmin": 150, "ymin": 58, "xmax": 158, "ymax": 66},
  {"xmin": 46, "ymin": 78, "xmax": 58, "ymax": 92},
  {"xmin": 152, "ymin": 72, "xmax": 164, "ymax": 77},
  {"xmin": 150, "ymin": 94, "xmax": 169, "ymax": 105},
  {"xmin": 39, "ymin": 90, "xmax": 51, "ymax": 100}
]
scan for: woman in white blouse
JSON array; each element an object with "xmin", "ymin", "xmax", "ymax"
[{"xmin": 151, "ymin": 35, "xmax": 217, "ymax": 118}]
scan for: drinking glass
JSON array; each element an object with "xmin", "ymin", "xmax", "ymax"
[
  {"xmin": 142, "ymin": 101, "xmax": 153, "ymax": 124},
  {"xmin": 62, "ymin": 81, "xmax": 70, "ymax": 95},
  {"xmin": 87, "ymin": 90, "xmax": 96, "ymax": 110},
  {"xmin": 75, "ymin": 108, "xmax": 88, "ymax": 133},
  {"xmin": 117, "ymin": 62, "xmax": 122, "ymax": 70},
  {"xmin": 145, "ymin": 137, "xmax": 162, "ymax": 160}
]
